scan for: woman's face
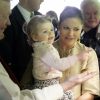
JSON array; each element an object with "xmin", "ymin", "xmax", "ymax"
[
  {"xmin": 0, "ymin": 1, "xmax": 10, "ymax": 40},
  {"xmin": 82, "ymin": 4, "xmax": 100, "ymax": 29},
  {"xmin": 59, "ymin": 17, "xmax": 83, "ymax": 48}
]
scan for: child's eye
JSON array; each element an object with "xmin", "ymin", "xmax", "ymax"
[{"xmin": 43, "ymin": 30, "xmax": 48, "ymax": 34}]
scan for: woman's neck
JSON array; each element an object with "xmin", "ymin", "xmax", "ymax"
[{"xmin": 59, "ymin": 40, "xmax": 74, "ymax": 51}]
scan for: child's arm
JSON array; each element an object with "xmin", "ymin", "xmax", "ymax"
[{"xmin": 41, "ymin": 49, "xmax": 91, "ymax": 71}]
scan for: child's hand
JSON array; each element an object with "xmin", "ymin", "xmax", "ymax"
[{"xmin": 77, "ymin": 48, "xmax": 92, "ymax": 62}]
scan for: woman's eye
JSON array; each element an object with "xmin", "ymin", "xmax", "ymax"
[
  {"xmin": 73, "ymin": 28, "xmax": 80, "ymax": 31},
  {"xmin": 63, "ymin": 26, "xmax": 69, "ymax": 30},
  {"xmin": 63, "ymin": 26, "xmax": 80, "ymax": 31}
]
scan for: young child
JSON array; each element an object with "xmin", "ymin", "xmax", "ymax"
[{"xmin": 25, "ymin": 15, "xmax": 90, "ymax": 100}]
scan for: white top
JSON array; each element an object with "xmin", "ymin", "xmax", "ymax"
[
  {"xmin": 32, "ymin": 41, "xmax": 78, "ymax": 80},
  {"xmin": 0, "ymin": 62, "xmax": 64, "ymax": 100}
]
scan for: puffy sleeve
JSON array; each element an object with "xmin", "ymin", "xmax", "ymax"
[{"xmin": 40, "ymin": 43, "xmax": 78, "ymax": 71}]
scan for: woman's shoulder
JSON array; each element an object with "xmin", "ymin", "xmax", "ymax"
[
  {"xmin": 75, "ymin": 41, "xmax": 86, "ymax": 51},
  {"xmin": 77, "ymin": 42, "xmax": 96, "ymax": 54}
]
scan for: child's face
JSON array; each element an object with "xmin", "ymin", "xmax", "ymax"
[{"xmin": 33, "ymin": 21, "xmax": 55, "ymax": 44}]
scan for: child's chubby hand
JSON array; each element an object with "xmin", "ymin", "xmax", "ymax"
[{"xmin": 77, "ymin": 48, "xmax": 92, "ymax": 62}]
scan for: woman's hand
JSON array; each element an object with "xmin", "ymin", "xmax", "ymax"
[
  {"xmin": 61, "ymin": 71, "xmax": 97, "ymax": 92},
  {"xmin": 69, "ymin": 71, "xmax": 97, "ymax": 84}
]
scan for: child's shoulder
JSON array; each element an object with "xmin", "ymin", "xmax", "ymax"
[
  {"xmin": 34, "ymin": 41, "xmax": 54, "ymax": 51},
  {"xmin": 35, "ymin": 41, "xmax": 52, "ymax": 48}
]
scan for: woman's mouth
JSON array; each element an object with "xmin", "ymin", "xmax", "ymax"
[{"xmin": 65, "ymin": 37, "xmax": 74, "ymax": 40}]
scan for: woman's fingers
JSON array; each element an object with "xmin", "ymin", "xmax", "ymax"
[{"xmin": 78, "ymin": 71, "xmax": 97, "ymax": 83}]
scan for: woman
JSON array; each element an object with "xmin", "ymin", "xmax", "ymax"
[{"xmin": 54, "ymin": 6, "xmax": 100, "ymax": 100}]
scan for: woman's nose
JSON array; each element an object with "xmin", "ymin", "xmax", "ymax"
[{"xmin": 68, "ymin": 29, "xmax": 74, "ymax": 35}]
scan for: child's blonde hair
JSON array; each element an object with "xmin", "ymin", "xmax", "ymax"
[{"xmin": 24, "ymin": 15, "xmax": 52, "ymax": 45}]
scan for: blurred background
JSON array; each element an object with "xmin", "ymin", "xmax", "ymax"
[{"xmin": 11, "ymin": 0, "xmax": 100, "ymax": 17}]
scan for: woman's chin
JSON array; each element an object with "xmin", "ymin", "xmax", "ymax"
[
  {"xmin": 63, "ymin": 40, "xmax": 75, "ymax": 47},
  {"xmin": 64, "ymin": 38, "xmax": 74, "ymax": 43}
]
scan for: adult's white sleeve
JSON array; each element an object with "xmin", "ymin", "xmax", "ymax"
[{"xmin": 0, "ymin": 63, "xmax": 64, "ymax": 100}]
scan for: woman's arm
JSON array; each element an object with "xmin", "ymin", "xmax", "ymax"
[
  {"xmin": 76, "ymin": 93, "xmax": 94, "ymax": 100},
  {"xmin": 80, "ymin": 49, "xmax": 100, "ymax": 99},
  {"xmin": 30, "ymin": 71, "xmax": 97, "ymax": 100},
  {"xmin": 61, "ymin": 71, "xmax": 97, "ymax": 92}
]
